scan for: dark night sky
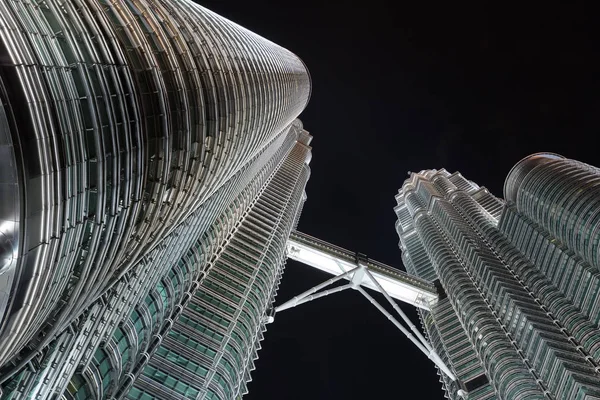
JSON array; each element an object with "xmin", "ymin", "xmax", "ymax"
[{"xmin": 200, "ymin": 1, "xmax": 599, "ymax": 398}]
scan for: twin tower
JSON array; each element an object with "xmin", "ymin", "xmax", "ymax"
[
  {"xmin": 397, "ymin": 154, "xmax": 600, "ymax": 399},
  {"xmin": 0, "ymin": 1, "xmax": 599, "ymax": 399}
]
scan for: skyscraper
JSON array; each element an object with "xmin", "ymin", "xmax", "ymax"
[
  {"xmin": 126, "ymin": 132, "xmax": 311, "ymax": 400},
  {"xmin": 6, "ymin": 2, "xmax": 600, "ymax": 400},
  {"xmin": 395, "ymin": 153, "xmax": 600, "ymax": 399},
  {"xmin": 0, "ymin": 1, "xmax": 310, "ymax": 398}
]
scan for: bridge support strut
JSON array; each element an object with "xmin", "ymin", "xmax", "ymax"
[{"xmin": 270, "ymin": 262, "xmax": 457, "ymax": 381}]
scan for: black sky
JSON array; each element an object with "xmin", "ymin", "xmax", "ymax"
[{"xmin": 199, "ymin": 1, "xmax": 599, "ymax": 398}]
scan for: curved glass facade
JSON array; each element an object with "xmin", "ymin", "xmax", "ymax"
[
  {"xmin": 0, "ymin": 79, "xmax": 21, "ymax": 335},
  {"xmin": 126, "ymin": 134, "xmax": 311, "ymax": 400},
  {"xmin": 505, "ymin": 154, "xmax": 600, "ymax": 271},
  {"xmin": 396, "ymin": 170, "xmax": 499, "ymax": 399},
  {"xmin": 0, "ymin": 0, "xmax": 310, "ymax": 387},
  {"xmin": 396, "ymin": 160, "xmax": 600, "ymax": 399},
  {"xmin": 0, "ymin": 122, "xmax": 306, "ymax": 399},
  {"xmin": 0, "ymin": 1, "xmax": 312, "ymax": 398}
]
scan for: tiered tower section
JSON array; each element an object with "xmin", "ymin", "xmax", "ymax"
[
  {"xmin": 126, "ymin": 131, "xmax": 312, "ymax": 400},
  {"xmin": 395, "ymin": 156, "xmax": 600, "ymax": 399},
  {"xmin": 0, "ymin": 1, "xmax": 310, "ymax": 398}
]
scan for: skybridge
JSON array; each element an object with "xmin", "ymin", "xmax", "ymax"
[{"xmin": 274, "ymin": 231, "xmax": 456, "ymax": 382}]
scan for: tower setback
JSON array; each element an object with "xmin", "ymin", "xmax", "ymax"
[
  {"xmin": 395, "ymin": 154, "xmax": 600, "ymax": 399},
  {"xmin": 0, "ymin": 1, "xmax": 310, "ymax": 399}
]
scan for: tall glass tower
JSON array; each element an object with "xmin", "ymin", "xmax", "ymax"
[
  {"xmin": 395, "ymin": 154, "xmax": 600, "ymax": 399},
  {"xmin": 0, "ymin": 1, "xmax": 311, "ymax": 399}
]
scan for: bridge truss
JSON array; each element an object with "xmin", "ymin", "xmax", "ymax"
[{"xmin": 269, "ymin": 231, "xmax": 456, "ymax": 381}]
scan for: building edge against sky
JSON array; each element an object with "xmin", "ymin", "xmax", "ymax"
[
  {"xmin": 395, "ymin": 153, "xmax": 600, "ymax": 399},
  {"xmin": 127, "ymin": 130, "xmax": 312, "ymax": 400},
  {"xmin": 3, "ymin": 1, "xmax": 600, "ymax": 400},
  {"xmin": 0, "ymin": 0, "xmax": 311, "ymax": 398}
]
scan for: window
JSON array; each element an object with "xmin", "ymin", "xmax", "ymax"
[
  {"xmin": 67, "ymin": 375, "xmax": 92, "ymax": 400},
  {"xmin": 94, "ymin": 349, "xmax": 113, "ymax": 390},
  {"xmin": 131, "ymin": 310, "xmax": 146, "ymax": 344},
  {"xmin": 127, "ymin": 386, "xmax": 155, "ymax": 400},
  {"xmin": 114, "ymin": 328, "xmax": 132, "ymax": 367},
  {"xmin": 168, "ymin": 330, "xmax": 217, "ymax": 359},
  {"xmin": 143, "ymin": 365, "xmax": 200, "ymax": 397},
  {"xmin": 155, "ymin": 347, "xmax": 209, "ymax": 377},
  {"xmin": 156, "ymin": 281, "xmax": 170, "ymax": 310}
]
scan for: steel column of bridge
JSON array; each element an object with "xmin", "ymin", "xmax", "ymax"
[{"xmin": 271, "ymin": 231, "xmax": 456, "ymax": 381}]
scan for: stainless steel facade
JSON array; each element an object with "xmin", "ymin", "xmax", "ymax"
[
  {"xmin": 0, "ymin": 0, "xmax": 310, "ymax": 399},
  {"xmin": 504, "ymin": 153, "xmax": 600, "ymax": 270},
  {"xmin": 127, "ymin": 133, "xmax": 312, "ymax": 400},
  {"xmin": 395, "ymin": 155, "xmax": 600, "ymax": 399}
]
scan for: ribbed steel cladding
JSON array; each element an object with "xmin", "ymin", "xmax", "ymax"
[
  {"xmin": 505, "ymin": 205, "xmax": 600, "ymax": 321},
  {"xmin": 397, "ymin": 173, "xmax": 542, "ymax": 399},
  {"xmin": 414, "ymin": 212, "xmax": 545, "ymax": 399},
  {"xmin": 109, "ymin": 129, "xmax": 300, "ymax": 400},
  {"xmin": 515, "ymin": 159, "xmax": 600, "ymax": 270},
  {"xmin": 118, "ymin": 129, "xmax": 300, "ymax": 393},
  {"xmin": 397, "ymin": 167, "xmax": 600, "ymax": 399},
  {"xmin": 0, "ymin": 0, "xmax": 309, "ymax": 375},
  {"xmin": 212, "ymin": 146, "xmax": 308, "ymax": 399},
  {"xmin": 497, "ymin": 205, "xmax": 600, "ymax": 359},
  {"xmin": 406, "ymin": 170, "xmax": 595, "ymax": 397},
  {"xmin": 127, "ymin": 142, "xmax": 311, "ymax": 399},
  {"xmin": 55, "ymin": 126, "xmax": 301, "ymax": 400},
  {"xmin": 396, "ymin": 179, "xmax": 474, "ymax": 399},
  {"xmin": 427, "ymin": 301, "xmax": 493, "ymax": 399},
  {"xmin": 447, "ymin": 194, "xmax": 600, "ymax": 398}
]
